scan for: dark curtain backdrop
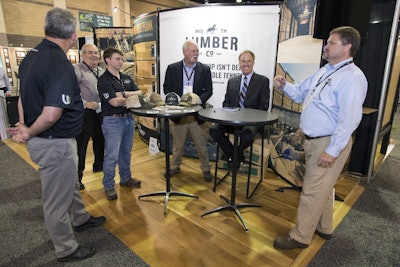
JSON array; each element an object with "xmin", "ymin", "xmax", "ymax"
[{"xmin": 349, "ymin": 0, "xmax": 398, "ymax": 175}]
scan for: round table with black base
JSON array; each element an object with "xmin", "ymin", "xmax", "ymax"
[
  {"xmin": 131, "ymin": 106, "xmax": 202, "ymax": 215},
  {"xmin": 198, "ymin": 108, "xmax": 278, "ymax": 231}
]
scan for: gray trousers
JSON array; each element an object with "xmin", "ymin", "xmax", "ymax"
[
  {"xmin": 290, "ymin": 136, "xmax": 352, "ymax": 244},
  {"xmin": 27, "ymin": 137, "xmax": 90, "ymax": 258}
]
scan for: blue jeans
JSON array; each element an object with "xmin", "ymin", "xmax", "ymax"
[{"xmin": 102, "ymin": 116, "xmax": 134, "ymax": 190}]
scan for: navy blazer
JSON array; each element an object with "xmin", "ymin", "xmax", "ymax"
[
  {"xmin": 223, "ymin": 72, "xmax": 270, "ymax": 111},
  {"xmin": 163, "ymin": 61, "xmax": 213, "ymax": 107}
]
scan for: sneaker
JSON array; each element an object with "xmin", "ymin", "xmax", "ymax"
[
  {"xmin": 203, "ymin": 171, "xmax": 212, "ymax": 182},
  {"xmin": 164, "ymin": 168, "xmax": 181, "ymax": 178},
  {"xmin": 79, "ymin": 182, "xmax": 85, "ymax": 190},
  {"xmin": 57, "ymin": 245, "xmax": 96, "ymax": 262},
  {"xmin": 273, "ymin": 234, "xmax": 308, "ymax": 250},
  {"xmin": 120, "ymin": 177, "xmax": 141, "ymax": 188},
  {"xmin": 73, "ymin": 216, "xmax": 106, "ymax": 232},
  {"xmin": 105, "ymin": 188, "xmax": 117, "ymax": 200}
]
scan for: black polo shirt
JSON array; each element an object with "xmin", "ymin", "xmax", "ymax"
[
  {"xmin": 18, "ymin": 39, "xmax": 83, "ymax": 138},
  {"xmin": 97, "ymin": 69, "xmax": 138, "ymax": 116}
]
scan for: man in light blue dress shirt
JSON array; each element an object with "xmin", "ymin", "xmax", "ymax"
[{"xmin": 273, "ymin": 26, "xmax": 368, "ymax": 250}]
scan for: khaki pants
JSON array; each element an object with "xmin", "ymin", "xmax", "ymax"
[
  {"xmin": 27, "ymin": 137, "xmax": 90, "ymax": 257},
  {"xmin": 290, "ymin": 137, "xmax": 352, "ymax": 244},
  {"xmin": 169, "ymin": 116, "xmax": 211, "ymax": 173}
]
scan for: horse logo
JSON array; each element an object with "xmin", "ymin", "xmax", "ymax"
[{"xmin": 207, "ymin": 24, "xmax": 217, "ymax": 34}]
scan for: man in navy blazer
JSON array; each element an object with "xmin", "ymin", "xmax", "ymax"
[
  {"xmin": 163, "ymin": 39, "xmax": 213, "ymax": 182},
  {"xmin": 209, "ymin": 50, "xmax": 270, "ymax": 167}
]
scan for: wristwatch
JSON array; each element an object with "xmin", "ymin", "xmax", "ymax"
[{"xmin": 122, "ymin": 91, "xmax": 126, "ymax": 98}]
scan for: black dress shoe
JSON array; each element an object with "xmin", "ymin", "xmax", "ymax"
[
  {"xmin": 163, "ymin": 168, "xmax": 181, "ymax": 178},
  {"xmin": 227, "ymin": 156, "xmax": 242, "ymax": 171},
  {"xmin": 57, "ymin": 245, "xmax": 96, "ymax": 262},
  {"xmin": 239, "ymin": 154, "xmax": 245, "ymax": 164},
  {"xmin": 220, "ymin": 153, "xmax": 231, "ymax": 162},
  {"xmin": 273, "ymin": 234, "xmax": 308, "ymax": 250},
  {"xmin": 73, "ymin": 216, "xmax": 106, "ymax": 232},
  {"xmin": 315, "ymin": 230, "xmax": 332, "ymax": 240},
  {"xmin": 79, "ymin": 182, "xmax": 85, "ymax": 190},
  {"xmin": 92, "ymin": 163, "xmax": 103, "ymax": 172},
  {"xmin": 93, "ymin": 166, "xmax": 103, "ymax": 173},
  {"xmin": 203, "ymin": 171, "xmax": 212, "ymax": 182}
]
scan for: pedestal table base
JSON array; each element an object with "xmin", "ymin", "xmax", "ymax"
[
  {"xmin": 139, "ymin": 190, "xmax": 198, "ymax": 216},
  {"xmin": 201, "ymin": 195, "xmax": 261, "ymax": 231}
]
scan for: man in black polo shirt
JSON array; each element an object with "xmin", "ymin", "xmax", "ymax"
[
  {"xmin": 98, "ymin": 47, "xmax": 142, "ymax": 200},
  {"xmin": 7, "ymin": 8, "xmax": 106, "ymax": 262}
]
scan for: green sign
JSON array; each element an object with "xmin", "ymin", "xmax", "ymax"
[{"xmin": 79, "ymin": 12, "xmax": 113, "ymax": 32}]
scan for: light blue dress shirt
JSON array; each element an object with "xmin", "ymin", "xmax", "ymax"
[
  {"xmin": 183, "ymin": 61, "xmax": 196, "ymax": 87},
  {"xmin": 281, "ymin": 57, "xmax": 368, "ymax": 157},
  {"xmin": 242, "ymin": 71, "xmax": 253, "ymax": 88}
]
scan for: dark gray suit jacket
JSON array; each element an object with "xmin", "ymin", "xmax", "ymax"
[
  {"xmin": 223, "ymin": 72, "xmax": 270, "ymax": 111},
  {"xmin": 163, "ymin": 61, "xmax": 213, "ymax": 107}
]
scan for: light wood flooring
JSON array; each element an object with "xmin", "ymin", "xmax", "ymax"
[{"xmin": 4, "ymin": 132, "xmax": 364, "ymax": 267}]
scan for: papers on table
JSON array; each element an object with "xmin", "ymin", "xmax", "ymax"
[
  {"xmin": 152, "ymin": 105, "xmax": 186, "ymax": 111},
  {"xmin": 222, "ymin": 107, "xmax": 240, "ymax": 112}
]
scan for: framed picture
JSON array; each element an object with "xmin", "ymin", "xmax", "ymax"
[
  {"xmin": 93, "ymin": 27, "xmax": 134, "ymax": 61},
  {"xmin": 15, "ymin": 51, "xmax": 26, "ymax": 58}
]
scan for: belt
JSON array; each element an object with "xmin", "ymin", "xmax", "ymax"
[
  {"xmin": 112, "ymin": 113, "xmax": 132, "ymax": 117},
  {"xmin": 37, "ymin": 134, "xmax": 61, "ymax": 139},
  {"xmin": 304, "ymin": 135, "xmax": 331, "ymax": 140}
]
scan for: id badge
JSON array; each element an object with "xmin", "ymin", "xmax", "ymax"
[{"xmin": 183, "ymin": 85, "xmax": 193, "ymax": 95}]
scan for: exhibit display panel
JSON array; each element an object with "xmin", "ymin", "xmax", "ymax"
[
  {"xmin": 158, "ymin": 4, "xmax": 281, "ymax": 109},
  {"xmin": 130, "ymin": 4, "xmax": 281, "ymax": 149}
]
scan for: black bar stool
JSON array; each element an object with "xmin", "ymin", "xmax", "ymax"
[{"xmin": 213, "ymin": 126, "xmax": 267, "ymax": 199}]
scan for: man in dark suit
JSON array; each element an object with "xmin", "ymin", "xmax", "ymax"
[
  {"xmin": 209, "ymin": 50, "xmax": 270, "ymax": 167},
  {"xmin": 163, "ymin": 39, "xmax": 213, "ymax": 182}
]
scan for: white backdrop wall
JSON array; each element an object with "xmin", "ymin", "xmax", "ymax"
[{"xmin": 159, "ymin": 5, "xmax": 281, "ymax": 109}]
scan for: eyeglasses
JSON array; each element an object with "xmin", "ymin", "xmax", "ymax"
[{"xmin": 84, "ymin": 51, "xmax": 99, "ymax": 55}]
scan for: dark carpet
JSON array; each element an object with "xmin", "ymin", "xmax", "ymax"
[
  {"xmin": 0, "ymin": 141, "xmax": 149, "ymax": 267},
  {"xmin": 308, "ymin": 154, "xmax": 400, "ymax": 266},
  {"xmin": 2, "ymin": 133, "xmax": 400, "ymax": 266},
  {"xmin": 309, "ymin": 111, "xmax": 400, "ymax": 266}
]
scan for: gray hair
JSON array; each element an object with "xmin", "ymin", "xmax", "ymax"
[
  {"xmin": 44, "ymin": 8, "xmax": 76, "ymax": 39},
  {"xmin": 82, "ymin": 43, "xmax": 98, "ymax": 53},
  {"xmin": 182, "ymin": 39, "xmax": 198, "ymax": 51}
]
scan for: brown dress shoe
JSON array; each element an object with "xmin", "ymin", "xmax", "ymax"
[{"xmin": 273, "ymin": 234, "xmax": 308, "ymax": 250}]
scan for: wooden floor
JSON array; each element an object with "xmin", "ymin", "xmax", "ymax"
[{"xmin": 4, "ymin": 132, "xmax": 364, "ymax": 267}]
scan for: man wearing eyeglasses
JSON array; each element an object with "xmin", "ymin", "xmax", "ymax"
[{"xmin": 74, "ymin": 44, "xmax": 105, "ymax": 190}]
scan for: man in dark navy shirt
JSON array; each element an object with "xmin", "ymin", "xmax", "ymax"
[
  {"xmin": 7, "ymin": 8, "xmax": 106, "ymax": 262},
  {"xmin": 98, "ymin": 47, "xmax": 142, "ymax": 200}
]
